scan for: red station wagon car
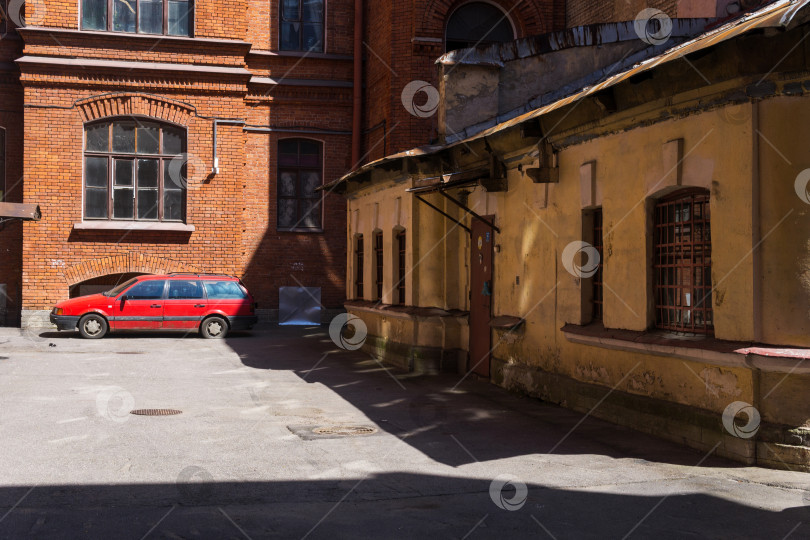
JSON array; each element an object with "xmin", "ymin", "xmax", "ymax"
[{"xmin": 49, "ymin": 273, "xmax": 258, "ymax": 339}]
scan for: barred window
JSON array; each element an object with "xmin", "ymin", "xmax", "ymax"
[
  {"xmin": 277, "ymin": 139, "xmax": 323, "ymax": 231},
  {"xmin": 83, "ymin": 119, "xmax": 186, "ymax": 222},
  {"xmin": 81, "ymin": 0, "xmax": 193, "ymax": 37},
  {"xmin": 653, "ymin": 190, "xmax": 713, "ymax": 334}
]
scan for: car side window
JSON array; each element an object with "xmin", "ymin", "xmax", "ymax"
[
  {"xmin": 123, "ymin": 280, "xmax": 166, "ymax": 300},
  {"xmin": 204, "ymin": 281, "xmax": 247, "ymax": 299},
  {"xmin": 167, "ymin": 280, "xmax": 204, "ymax": 299}
]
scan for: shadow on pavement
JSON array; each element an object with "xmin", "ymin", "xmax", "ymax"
[
  {"xmin": 228, "ymin": 326, "xmax": 743, "ymax": 470},
  {"xmin": 0, "ymin": 475, "xmax": 807, "ymax": 539}
]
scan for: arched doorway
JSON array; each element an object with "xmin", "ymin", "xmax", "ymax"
[
  {"xmin": 69, "ymin": 273, "xmax": 147, "ymax": 298},
  {"xmin": 445, "ymin": 2, "xmax": 516, "ymax": 52}
]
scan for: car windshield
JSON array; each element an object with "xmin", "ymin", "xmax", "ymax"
[{"xmin": 103, "ymin": 278, "xmax": 139, "ymax": 297}]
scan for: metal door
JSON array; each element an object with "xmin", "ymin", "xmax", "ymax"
[{"xmin": 469, "ymin": 216, "xmax": 494, "ymax": 378}]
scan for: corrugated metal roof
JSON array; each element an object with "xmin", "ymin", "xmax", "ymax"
[{"xmin": 329, "ymin": 0, "xmax": 810, "ymax": 191}]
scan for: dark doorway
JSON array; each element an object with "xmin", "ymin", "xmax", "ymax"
[{"xmin": 469, "ymin": 216, "xmax": 494, "ymax": 378}]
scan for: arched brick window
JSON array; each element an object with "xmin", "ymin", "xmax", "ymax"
[
  {"xmin": 277, "ymin": 138, "xmax": 323, "ymax": 231},
  {"xmin": 445, "ymin": 2, "xmax": 515, "ymax": 52},
  {"xmin": 653, "ymin": 189, "xmax": 713, "ymax": 334},
  {"xmin": 83, "ymin": 118, "xmax": 187, "ymax": 222},
  {"xmin": 81, "ymin": 0, "xmax": 193, "ymax": 36}
]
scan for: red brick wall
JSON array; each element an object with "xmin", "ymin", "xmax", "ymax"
[
  {"xmin": 565, "ymin": 0, "xmax": 681, "ymax": 27},
  {"xmin": 361, "ymin": 0, "xmax": 564, "ymax": 164},
  {"xmin": 15, "ymin": 1, "xmax": 352, "ymax": 317},
  {"xmin": 5, "ymin": 0, "xmax": 573, "ymax": 323}
]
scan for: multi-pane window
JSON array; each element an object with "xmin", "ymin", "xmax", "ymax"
[
  {"xmin": 374, "ymin": 231, "xmax": 383, "ymax": 301},
  {"xmin": 81, "ymin": 0, "xmax": 193, "ymax": 36},
  {"xmin": 277, "ymin": 139, "xmax": 323, "ymax": 230},
  {"xmin": 280, "ymin": 0, "xmax": 324, "ymax": 52},
  {"xmin": 397, "ymin": 230, "xmax": 406, "ymax": 305},
  {"xmin": 355, "ymin": 234, "xmax": 364, "ymax": 299},
  {"xmin": 0, "ymin": 128, "xmax": 5, "ymax": 202},
  {"xmin": 653, "ymin": 190, "xmax": 713, "ymax": 334},
  {"xmin": 592, "ymin": 209, "xmax": 604, "ymax": 321},
  {"xmin": 83, "ymin": 119, "xmax": 186, "ymax": 222}
]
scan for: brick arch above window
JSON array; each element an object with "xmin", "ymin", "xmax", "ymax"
[
  {"xmin": 420, "ymin": 0, "xmax": 549, "ymax": 40},
  {"xmin": 63, "ymin": 252, "xmax": 203, "ymax": 286},
  {"xmin": 76, "ymin": 93, "xmax": 196, "ymax": 127}
]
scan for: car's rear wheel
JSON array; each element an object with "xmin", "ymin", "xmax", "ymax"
[
  {"xmin": 79, "ymin": 314, "xmax": 108, "ymax": 339},
  {"xmin": 201, "ymin": 316, "xmax": 228, "ymax": 339}
]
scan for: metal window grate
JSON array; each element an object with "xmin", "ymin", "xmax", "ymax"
[
  {"xmin": 355, "ymin": 234, "xmax": 364, "ymax": 299},
  {"xmin": 396, "ymin": 230, "xmax": 406, "ymax": 305},
  {"xmin": 654, "ymin": 190, "xmax": 713, "ymax": 334},
  {"xmin": 374, "ymin": 232, "xmax": 383, "ymax": 301},
  {"xmin": 592, "ymin": 209, "xmax": 604, "ymax": 321}
]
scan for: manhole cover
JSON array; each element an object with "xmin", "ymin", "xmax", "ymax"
[
  {"xmin": 312, "ymin": 426, "xmax": 377, "ymax": 436},
  {"xmin": 130, "ymin": 409, "xmax": 182, "ymax": 416}
]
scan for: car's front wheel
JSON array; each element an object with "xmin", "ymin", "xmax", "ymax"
[
  {"xmin": 79, "ymin": 314, "xmax": 108, "ymax": 339},
  {"xmin": 200, "ymin": 316, "xmax": 228, "ymax": 339}
]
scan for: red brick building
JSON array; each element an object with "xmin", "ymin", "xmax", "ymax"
[{"xmin": 0, "ymin": 0, "xmax": 564, "ymax": 325}]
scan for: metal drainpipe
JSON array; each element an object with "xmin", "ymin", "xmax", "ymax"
[
  {"xmin": 212, "ymin": 120, "xmax": 219, "ymax": 175},
  {"xmin": 211, "ymin": 119, "xmax": 246, "ymax": 175},
  {"xmin": 351, "ymin": 0, "xmax": 363, "ymax": 169},
  {"xmin": 751, "ymin": 100, "xmax": 761, "ymax": 465}
]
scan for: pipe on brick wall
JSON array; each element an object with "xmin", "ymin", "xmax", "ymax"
[
  {"xmin": 211, "ymin": 119, "xmax": 246, "ymax": 175},
  {"xmin": 351, "ymin": 0, "xmax": 363, "ymax": 169}
]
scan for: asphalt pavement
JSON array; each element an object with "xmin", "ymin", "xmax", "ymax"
[{"xmin": 0, "ymin": 324, "xmax": 807, "ymax": 539}]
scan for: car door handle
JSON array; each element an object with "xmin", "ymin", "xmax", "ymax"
[
  {"xmin": 150, "ymin": 304, "xmax": 162, "ymax": 308},
  {"xmin": 194, "ymin": 304, "xmax": 205, "ymax": 308}
]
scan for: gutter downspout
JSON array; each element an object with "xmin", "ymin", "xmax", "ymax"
[
  {"xmin": 212, "ymin": 119, "xmax": 246, "ymax": 175},
  {"xmin": 351, "ymin": 0, "xmax": 363, "ymax": 169},
  {"xmin": 751, "ymin": 100, "xmax": 762, "ymax": 466}
]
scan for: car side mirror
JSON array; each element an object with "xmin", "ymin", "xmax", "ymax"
[{"xmin": 120, "ymin": 295, "xmax": 128, "ymax": 302}]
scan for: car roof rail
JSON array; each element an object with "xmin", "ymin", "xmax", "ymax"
[{"xmin": 167, "ymin": 272, "xmax": 236, "ymax": 278}]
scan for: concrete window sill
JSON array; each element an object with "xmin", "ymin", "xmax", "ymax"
[
  {"xmin": 561, "ymin": 323, "xmax": 810, "ymax": 374},
  {"xmin": 345, "ymin": 301, "xmax": 468, "ymax": 322},
  {"xmin": 73, "ymin": 221, "xmax": 195, "ymax": 232}
]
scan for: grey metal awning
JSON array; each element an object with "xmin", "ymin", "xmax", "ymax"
[{"xmin": 0, "ymin": 202, "xmax": 42, "ymax": 223}]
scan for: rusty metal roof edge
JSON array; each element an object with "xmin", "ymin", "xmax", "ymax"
[
  {"xmin": 445, "ymin": 0, "xmax": 807, "ymax": 146},
  {"xmin": 446, "ymin": 40, "xmax": 687, "ymax": 145},
  {"xmin": 333, "ymin": 0, "xmax": 809, "ymax": 191},
  {"xmin": 436, "ymin": 18, "xmax": 715, "ymax": 67}
]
